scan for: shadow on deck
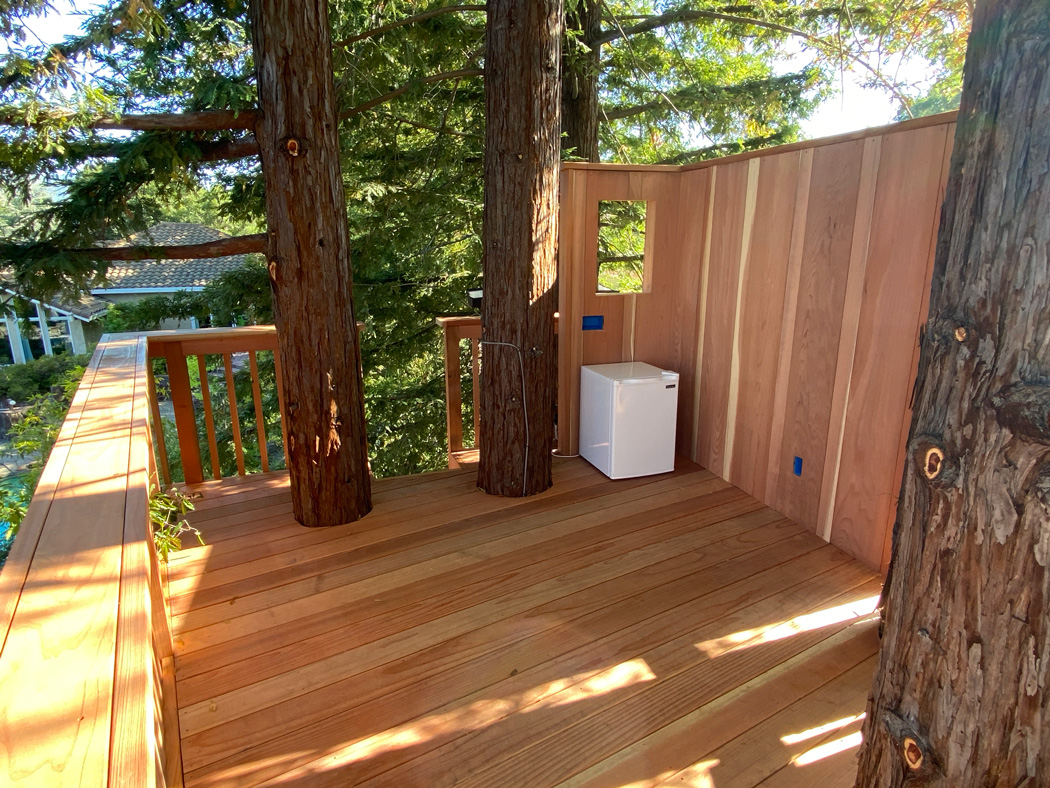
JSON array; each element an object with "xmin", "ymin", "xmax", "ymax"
[{"xmin": 167, "ymin": 456, "xmax": 881, "ymax": 788}]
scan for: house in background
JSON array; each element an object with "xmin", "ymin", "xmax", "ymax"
[{"xmin": 0, "ymin": 221, "xmax": 253, "ymax": 364}]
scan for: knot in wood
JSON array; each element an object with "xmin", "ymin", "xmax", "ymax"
[
  {"xmin": 283, "ymin": 137, "xmax": 302, "ymax": 157},
  {"xmin": 903, "ymin": 737, "xmax": 923, "ymax": 769},
  {"xmin": 923, "ymin": 446, "xmax": 945, "ymax": 480},
  {"xmin": 912, "ymin": 435, "xmax": 957, "ymax": 487}
]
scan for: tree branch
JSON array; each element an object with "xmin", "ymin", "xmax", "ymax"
[
  {"xmin": 340, "ymin": 69, "xmax": 484, "ymax": 120},
  {"xmin": 78, "ymin": 233, "xmax": 266, "ymax": 262},
  {"xmin": 90, "ymin": 109, "xmax": 259, "ymax": 132},
  {"xmin": 333, "ymin": 4, "xmax": 486, "ymax": 49},
  {"xmin": 196, "ymin": 135, "xmax": 261, "ymax": 162},
  {"xmin": 0, "ymin": 109, "xmax": 259, "ymax": 132}
]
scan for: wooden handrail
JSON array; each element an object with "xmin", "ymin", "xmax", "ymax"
[{"xmin": 0, "ymin": 333, "xmax": 182, "ymax": 786}]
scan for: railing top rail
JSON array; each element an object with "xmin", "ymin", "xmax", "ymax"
[{"xmin": 0, "ymin": 332, "xmax": 166, "ymax": 785}]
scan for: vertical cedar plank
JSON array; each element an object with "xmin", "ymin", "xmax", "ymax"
[
  {"xmin": 443, "ymin": 325, "xmax": 464, "ymax": 462},
  {"xmin": 691, "ymin": 168, "xmax": 717, "ymax": 461},
  {"xmin": 145, "ymin": 361, "xmax": 171, "ymax": 486},
  {"xmin": 668, "ymin": 168, "xmax": 709, "ymax": 458},
  {"xmin": 722, "ymin": 157, "xmax": 761, "ymax": 478},
  {"xmin": 196, "ymin": 355, "xmax": 222, "ymax": 481},
  {"xmin": 881, "ymin": 122, "xmax": 956, "ymax": 574},
  {"xmin": 770, "ymin": 141, "xmax": 864, "ymax": 531},
  {"xmin": 816, "ymin": 136, "xmax": 883, "ymax": 543},
  {"xmin": 766, "ymin": 149, "xmax": 815, "ymax": 503},
  {"xmin": 830, "ymin": 124, "xmax": 951, "ymax": 569},
  {"xmin": 729, "ymin": 151, "xmax": 801, "ymax": 498},
  {"xmin": 223, "ymin": 353, "xmax": 246, "ymax": 476},
  {"xmin": 696, "ymin": 160, "xmax": 750, "ymax": 473},
  {"xmin": 163, "ymin": 343, "xmax": 203, "ymax": 484}
]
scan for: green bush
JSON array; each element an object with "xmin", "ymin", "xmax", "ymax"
[{"xmin": 0, "ymin": 354, "xmax": 91, "ymax": 405}]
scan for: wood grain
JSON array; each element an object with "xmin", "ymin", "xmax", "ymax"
[
  {"xmin": 696, "ymin": 160, "xmax": 750, "ymax": 472},
  {"xmin": 728, "ymin": 151, "xmax": 800, "ymax": 498},
  {"xmin": 828, "ymin": 124, "xmax": 950, "ymax": 568}
]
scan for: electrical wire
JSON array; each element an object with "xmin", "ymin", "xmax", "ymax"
[{"xmin": 479, "ymin": 340, "xmax": 529, "ymax": 495}]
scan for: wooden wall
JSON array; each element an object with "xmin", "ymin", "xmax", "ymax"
[{"xmin": 558, "ymin": 112, "xmax": 956, "ymax": 572}]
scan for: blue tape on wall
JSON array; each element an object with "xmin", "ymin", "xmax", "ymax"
[
  {"xmin": 582, "ymin": 315, "xmax": 604, "ymax": 331},
  {"xmin": 793, "ymin": 456, "xmax": 803, "ymax": 476}
]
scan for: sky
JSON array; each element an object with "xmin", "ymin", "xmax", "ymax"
[{"xmin": 14, "ymin": 2, "xmax": 915, "ymax": 141}]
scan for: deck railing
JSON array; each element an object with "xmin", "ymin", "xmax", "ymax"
[
  {"xmin": 0, "ymin": 333, "xmax": 182, "ymax": 787},
  {"xmin": 436, "ymin": 316, "xmax": 482, "ymax": 462},
  {"xmin": 147, "ymin": 327, "xmax": 287, "ymax": 485},
  {"xmin": 436, "ymin": 315, "xmax": 559, "ymax": 465}
]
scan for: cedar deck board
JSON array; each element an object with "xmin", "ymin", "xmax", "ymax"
[{"xmin": 171, "ymin": 457, "xmax": 879, "ymax": 788}]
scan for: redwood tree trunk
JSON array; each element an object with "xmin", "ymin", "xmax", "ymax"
[
  {"xmin": 561, "ymin": 0, "xmax": 601, "ymax": 161},
  {"xmin": 856, "ymin": 0, "xmax": 1050, "ymax": 784},
  {"xmin": 247, "ymin": 0, "xmax": 372, "ymax": 525},
  {"xmin": 477, "ymin": 0, "xmax": 563, "ymax": 497}
]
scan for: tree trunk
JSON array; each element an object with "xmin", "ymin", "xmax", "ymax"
[
  {"xmin": 477, "ymin": 0, "xmax": 563, "ymax": 497},
  {"xmin": 561, "ymin": 0, "xmax": 601, "ymax": 161},
  {"xmin": 855, "ymin": 0, "xmax": 1050, "ymax": 784},
  {"xmin": 247, "ymin": 0, "xmax": 372, "ymax": 526}
]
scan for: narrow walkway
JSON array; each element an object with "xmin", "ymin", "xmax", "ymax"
[{"xmin": 167, "ymin": 457, "xmax": 881, "ymax": 787}]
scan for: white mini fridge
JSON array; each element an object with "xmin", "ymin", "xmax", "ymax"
[{"xmin": 579, "ymin": 362, "xmax": 680, "ymax": 479}]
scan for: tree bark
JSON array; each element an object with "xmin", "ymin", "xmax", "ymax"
[
  {"xmin": 248, "ymin": 0, "xmax": 372, "ymax": 526},
  {"xmin": 477, "ymin": 0, "xmax": 562, "ymax": 497},
  {"xmin": 855, "ymin": 0, "xmax": 1050, "ymax": 784},
  {"xmin": 561, "ymin": 0, "xmax": 601, "ymax": 161}
]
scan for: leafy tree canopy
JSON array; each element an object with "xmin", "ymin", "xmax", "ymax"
[{"xmin": 0, "ymin": 0, "xmax": 970, "ymax": 474}]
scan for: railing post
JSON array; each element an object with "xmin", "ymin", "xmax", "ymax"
[
  {"xmin": 441, "ymin": 322, "xmax": 465, "ymax": 464},
  {"xmin": 164, "ymin": 342, "xmax": 204, "ymax": 484}
]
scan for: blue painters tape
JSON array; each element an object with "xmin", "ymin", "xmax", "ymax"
[
  {"xmin": 582, "ymin": 315, "xmax": 604, "ymax": 331},
  {"xmin": 793, "ymin": 456, "xmax": 803, "ymax": 476}
]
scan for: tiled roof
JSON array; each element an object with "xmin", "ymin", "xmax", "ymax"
[{"xmin": 95, "ymin": 222, "xmax": 251, "ymax": 291}]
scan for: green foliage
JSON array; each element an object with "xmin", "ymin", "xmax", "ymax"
[
  {"xmin": 0, "ymin": 361, "xmax": 86, "ymax": 546},
  {"xmin": 149, "ymin": 485, "xmax": 203, "ymax": 562},
  {"xmin": 597, "ymin": 200, "xmax": 647, "ymax": 293},
  {"xmin": 0, "ymin": 352, "xmax": 89, "ymax": 404}
]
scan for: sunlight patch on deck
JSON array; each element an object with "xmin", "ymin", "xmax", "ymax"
[
  {"xmin": 694, "ymin": 595, "xmax": 880, "ymax": 658},
  {"xmin": 781, "ymin": 712, "xmax": 866, "ymax": 745},
  {"xmin": 793, "ymin": 730, "xmax": 864, "ymax": 766},
  {"xmin": 255, "ymin": 658, "xmax": 656, "ymax": 783}
]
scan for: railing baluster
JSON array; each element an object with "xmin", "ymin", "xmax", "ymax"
[
  {"xmin": 471, "ymin": 337, "xmax": 481, "ymax": 449},
  {"xmin": 223, "ymin": 352, "xmax": 246, "ymax": 476},
  {"xmin": 273, "ymin": 349, "xmax": 289, "ymax": 464},
  {"xmin": 249, "ymin": 351, "xmax": 269, "ymax": 473},
  {"xmin": 145, "ymin": 360, "xmax": 171, "ymax": 486},
  {"xmin": 197, "ymin": 355, "xmax": 222, "ymax": 480},
  {"xmin": 442, "ymin": 324, "xmax": 464, "ymax": 463},
  {"xmin": 163, "ymin": 342, "xmax": 203, "ymax": 484}
]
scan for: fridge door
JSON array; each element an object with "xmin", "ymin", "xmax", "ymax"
[{"xmin": 609, "ymin": 371, "xmax": 679, "ymax": 478}]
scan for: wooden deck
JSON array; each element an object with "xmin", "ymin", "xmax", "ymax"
[{"xmin": 167, "ymin": 457, "xmax": 882, "ymax": 788}]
